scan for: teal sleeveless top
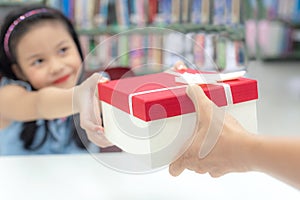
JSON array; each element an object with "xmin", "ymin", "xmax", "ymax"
[{"xmin": 0, "ymin": 77, "xmax": 99, "ymax": 155}]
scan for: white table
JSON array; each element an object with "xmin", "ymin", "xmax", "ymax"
[{"xmin": 0, "ymin": 153, "xmax": 298, "ymax": 200}]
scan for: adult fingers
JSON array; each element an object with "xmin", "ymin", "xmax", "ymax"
[
  {"xmin": 186, "ymin": 84, "xmax": 212, "ymax": 113},
  {"xmin": 185, "ymin": 84, "xmax": 208, "ymax": 140},
  {"xmin": 173, "ymin": 60, "xmax": 187, "ymax": 70},
  {"xmin": 187, "ymin": 84, "xmax": 225, "ymax": 159},
  {"xmin": 169, "ymin": 156, "xmax": 185, "ymax": 177}
]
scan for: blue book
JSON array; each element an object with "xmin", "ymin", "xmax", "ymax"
[
  {"xmin": 191, "ymin": 0, "xmax": 202, "ymax": 24},
  {"xmin": 161, "ymin": 0, "xmax": 172, "ymax": 24},
  {"xmin": 213, "ymin": 0, "xmax": 226, "ymax": 25},
  {"xmin": 62, "ymin": 0, "xmax": 71, "ymax": 19},
  {"xmin": 292, "ymin": 0, "xmax": 300, "ymax": 23},
  {"xmin": 99, "ymin": 0, "xmax": 109, "ymax": 26},
  {"xmin": 225, "ymin": 0, "xmax": 232, "ymax": 24}
]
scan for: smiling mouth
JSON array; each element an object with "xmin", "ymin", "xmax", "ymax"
[{"xmin": 53, "ymin": 74, "xmax": 70, "ymax": 84}]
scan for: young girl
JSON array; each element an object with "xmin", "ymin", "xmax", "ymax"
[{"xmin": 0, "ymin": 5, "xmax": 112, "ymax": 155}]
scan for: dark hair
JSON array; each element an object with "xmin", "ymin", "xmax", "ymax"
[{"xmin": 0, "ymin": 5, "xmax": 91, "ymax": 151}]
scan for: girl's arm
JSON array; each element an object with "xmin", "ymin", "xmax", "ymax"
[
  {"xmin": 0, "ymin": 74, "xmax": 98, "ymax": 121},
  {"xmin": 0, "ymin": 73, "xmax": 112, "ymax": 147},
  {"xmin": 0, "ymin": 85, "xmax": 74, "ymax": 121}
]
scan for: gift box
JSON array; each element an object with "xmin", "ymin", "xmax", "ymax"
[{"xmin": 98, "ymin": 69, "xmax": 258, "ymax": 159}]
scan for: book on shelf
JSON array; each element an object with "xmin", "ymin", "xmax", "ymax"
[
  {"xmin": 46, "ymin": 0, "xmax": 246, "ymax": 29},
  {"xmin": 43, "ymin": 0, "xmax": 246, "ymax": 71}
]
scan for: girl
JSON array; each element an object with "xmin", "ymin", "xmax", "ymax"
[{"xmin": 0, "ymin": 5, "xmax": 112, "ymax": 155}]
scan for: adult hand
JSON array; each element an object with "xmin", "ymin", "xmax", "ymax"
[
  {"xmin": 169, "ymin": 84, "xmax": 253, "ymax": 177},
  {"xmin": 74, "ymin": 73, "xmax": 113, "ymax": 148},
  {"xmin": 166, "ymin": 60, "xmax": 188, "ymax": 72}
]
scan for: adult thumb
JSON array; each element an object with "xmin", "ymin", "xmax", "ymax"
[
  {"xmin": 186, "ymin": 84, "xmax": 209, "ymax": 113},
  {"xmin": 169, "ymin": 159, "xmax": 185, "ymax": 177}
]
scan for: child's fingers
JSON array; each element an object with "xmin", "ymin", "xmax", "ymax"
[
  {"xmin": 86, "ymin": 130, "xmax": 113, "ymax": 147},
  {"xmin": 80, "ymin": 119, "xmax": 102, "ymax": 133},
  {"xmin": 98, "ymin": 76, "xmax": 109, "ymax": 83},
  {"xmin": 92, "ymin": 96, "xmax": 102, "ymax": 123},
  {"xmin": 82, "ymin": 120, "xmax": 113, "ymax": 147},
  {"xmin": 94, "ymin": 73, "xmax": 109, "ymax": 98}
]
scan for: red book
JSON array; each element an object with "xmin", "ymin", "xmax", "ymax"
[{"xmin": 148, "ymin": 0, "xmax": 158, "ymax": 24}]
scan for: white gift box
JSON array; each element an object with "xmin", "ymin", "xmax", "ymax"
[{"xmin": 98, "ymin": 69, "xmax": 258, "ymax": 168}]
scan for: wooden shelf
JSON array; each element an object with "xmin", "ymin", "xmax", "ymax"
[
  {"xmin": 77, "ymin": 24, "xmax": 245, "ymax": 40},
  {"xmin": 260, "ymin": 51, "xmax": 300, "ymax": 61}
]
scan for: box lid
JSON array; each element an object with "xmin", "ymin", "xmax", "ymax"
[{"xmin": 98, "ymin": 69, "xmax": 258, "ymax": 121}]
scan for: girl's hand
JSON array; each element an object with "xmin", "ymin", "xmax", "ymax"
[{"xmin": 74, "ymin": 73, "xmax": 113, "ymax": 148}]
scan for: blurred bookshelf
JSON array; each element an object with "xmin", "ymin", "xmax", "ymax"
[
  {"xmin": 0, "ymin": 0, "xmax": 248, "ymax": 73},
  {"xmin": 0, "ymin": 0, "xmax": 45, "ymax": 5},
  {"xmin": 0, "ymin": 0, "xmax": 45, "ymax": 27},
  {"xmin": 44, "ymin": 0, "xmax": 248, "ymax": 73},
  {"xmin": 245, "ymin": 0, "xmax": 300, "ymax": 61}
]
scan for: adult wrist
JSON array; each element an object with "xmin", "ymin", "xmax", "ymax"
[{"xmin": 242, "ymin": 132, "xmax": 261, "ymax": 172}]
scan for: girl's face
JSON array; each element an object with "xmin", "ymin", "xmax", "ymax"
[{"xmin": 14, "ymin": 20, "xmax": 82, "ymax": 89}]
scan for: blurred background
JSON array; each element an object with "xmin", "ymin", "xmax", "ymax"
[
  {"xmin": 1, "ymin": 2, "xmax": 300, "ymax": 199},
  {"xmin": 1, "ymin": 0, "xmax": 300, "ymax": 136}
]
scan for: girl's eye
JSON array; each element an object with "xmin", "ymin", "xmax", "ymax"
[
  {"xmin": 32, "ymin": 58, "xmax": 44, "ymax": 66},
  {"xmin": 58, "ymin": 47, "xmax": 68, "ymax": 55}
]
